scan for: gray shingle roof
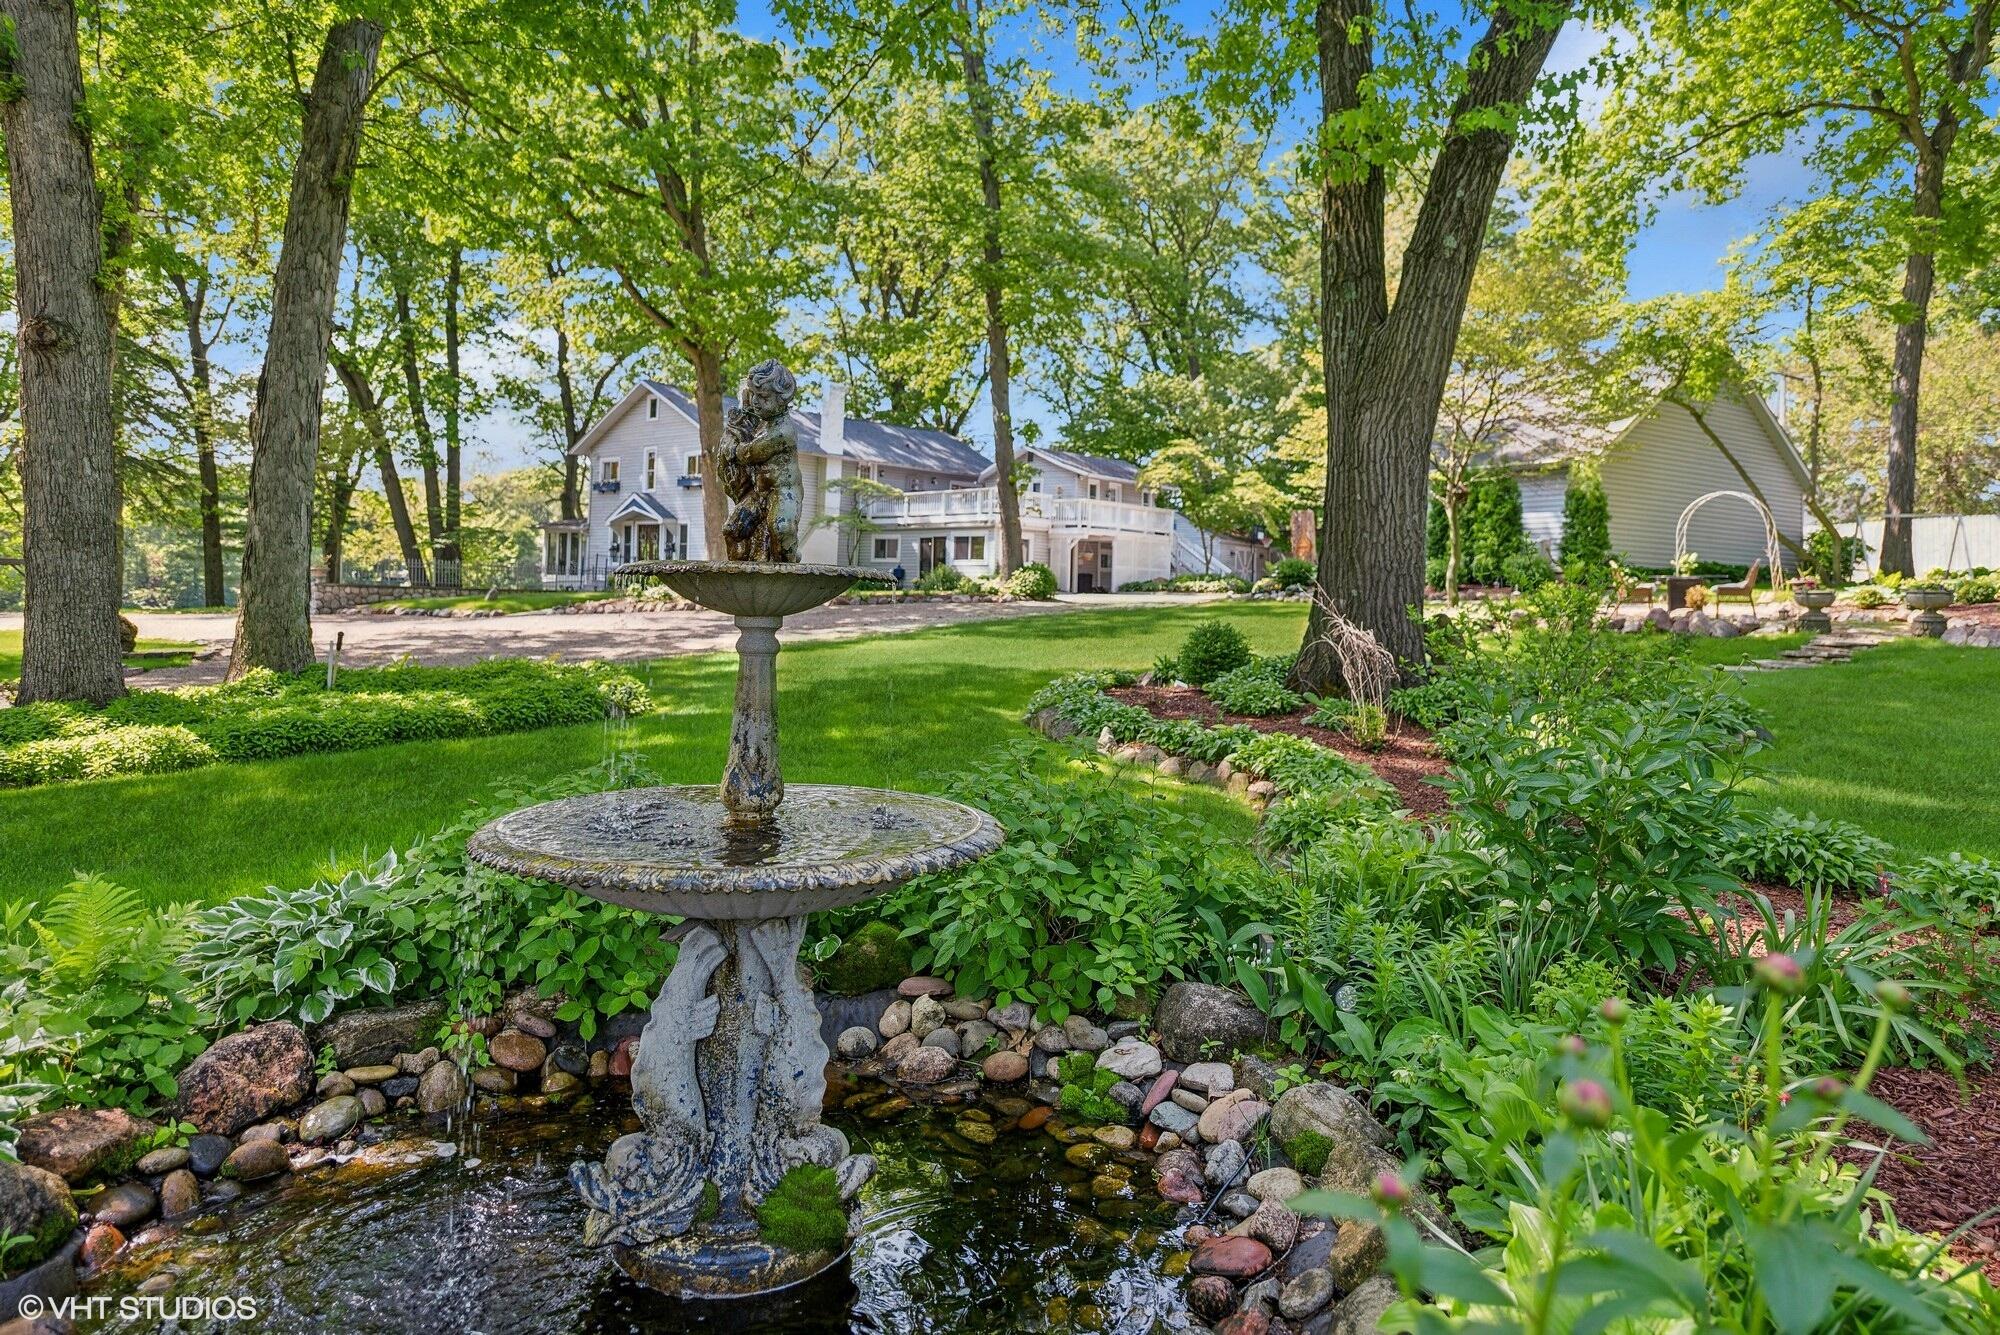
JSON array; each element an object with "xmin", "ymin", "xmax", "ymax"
[
  {"xmin": 640, "ymin": 380, "xmax": 989, "ymax": 477},
  {"xmin": 978, "ymin": 446, "xmax": 1142, "ymax": 484}
]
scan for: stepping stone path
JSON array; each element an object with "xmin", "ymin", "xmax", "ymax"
[{"xmin": 1735, "ymin": 624, "xmax": 1898, "ymax": 672}]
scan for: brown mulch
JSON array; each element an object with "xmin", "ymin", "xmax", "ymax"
[
  {"xmin": 1104, "ymin": 684, "xmax": 1451, "ymax": 816},
  {"xmin": 1714, "ymin": 883, "xmax": 2000, "ymax": 1282}
]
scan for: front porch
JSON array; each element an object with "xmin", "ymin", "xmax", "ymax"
[{"xmin": 542, "ymin": 493, "xmax": 691, "ymax": 589}]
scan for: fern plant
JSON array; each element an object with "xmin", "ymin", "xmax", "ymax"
[{"xmin": 10, "ymin": 875, "xmax": 207, "ymax": 1112}]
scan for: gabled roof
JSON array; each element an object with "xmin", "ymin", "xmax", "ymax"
[
  {"xmin": 604, "ymin": 380, "xmax": 989, "ymax": 477},
  {"xmin": 1458, "ymin": 379, "xmax": 1812, "ymax": 489},
  {"xmin": 604, "ymin": 491, "xmax": 680, "ymax": 524},
  {"xmin": 978, "ymin": 446, "xmax": 1141, "ymax": 485}
]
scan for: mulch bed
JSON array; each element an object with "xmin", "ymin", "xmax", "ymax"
[
  {"xmin": 1104, "ymin": 684, "xmax": 1451, "ymax": 816},
  {"xmin": 1717, "ymin": 882, "xmax": 2000, "ymax": 1282}
]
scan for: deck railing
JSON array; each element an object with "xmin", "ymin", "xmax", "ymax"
[{"xmin": 864, "ymin": 487, "xmax": 1174, "ymax": 535}]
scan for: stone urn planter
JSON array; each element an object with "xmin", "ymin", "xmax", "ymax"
[
  {"xmin": 1792, "ymin": 585, "xmax": 1836, "ymax": 634},
  {"xmin": 1902, "ymin": 585, "xmax": 1952, "ymax": 638}
]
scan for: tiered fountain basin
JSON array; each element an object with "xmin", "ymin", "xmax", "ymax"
[{"xmin": 467, "ymin": 558, "xmax": 1003, "ymax": 1299}]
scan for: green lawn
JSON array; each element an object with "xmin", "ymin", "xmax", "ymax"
[
  {"xmin": 0, "ymin": 604, "xmax": 1301, "ymax": 912},
  {"xmin": 1735, "ymin": 638, "xmax": 2000, "ymax": 861},
  {"xmin": 0, "ymin": 630, "xmax": 200, "ymax": 682},
  {"xmin": 375, "ymin": 590, "xmax": 616, "ymax": 613}
]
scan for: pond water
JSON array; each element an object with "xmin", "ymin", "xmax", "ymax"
[{"xmin": 81, "ymin": 1078, "xmax": 1194, "ymax": 1334}]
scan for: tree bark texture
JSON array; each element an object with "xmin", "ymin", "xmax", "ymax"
[
  {"xmin": 1, "ymin": 0, "xmax": 127, "ymax": 703},
  {"xmin": 693, "ymin": 346, "xmax": 729, "ymax": 551},
  {"xmin": 176, "ymin": 276, "xmax": 227, "ymax": 607},
  {"xmin": 443, "ymin": 247, "xmax": 463, "ymax": 564},
  {"xmin": 1293, "ymin": 0, "xmax": 1565, "ymax": 691},
  {"xmin": 332, "ymin": 353, "xmax": 430, "ymax": 584},
  {"xmin": 393, "ymin": 277, "xmax": 447, "ymax": 572},
  {"xmin": 956, "ymin": 0, "xmax": 1023, "ymax": 576},
  {"xmin": 231, "ymin": 18, "xmax": 382, "ymax": 676},
  {"xmin": 1880, "ymin": 156, "xmax": 1942, "ymax": 578}
]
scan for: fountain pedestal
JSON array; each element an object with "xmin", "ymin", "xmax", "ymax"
[{"xmin": 466, "ymin": 560, "xmax": 1001, "ymax": 1300}]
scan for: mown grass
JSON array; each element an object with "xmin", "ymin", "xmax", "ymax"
[
  {"xmin": 0, "ymin": 604, "xmax": 1302, "ymax": 912},
  {"xmin": 1735, "ymin": 638, "xmax": 2000, "ymax": 860},
  {"xmin": 0, "ymin": 631, "xmax": 200, "ymax": 683},
  {"xmin": 375, "ymin": 590, "xmax": 616, "ymax": 613}
]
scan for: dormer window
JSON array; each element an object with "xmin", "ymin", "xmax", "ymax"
[{"xmin": 647, "ymin": 399, "xmax": 659, "ymax": 420}]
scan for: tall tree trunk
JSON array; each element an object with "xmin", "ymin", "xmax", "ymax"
[
  {"xmin": 1444, "ymin": 495, "xmax": 1462, "ymax": 606},
  {"xmin": 393, "ymin": 277, "xmax": 446, "ymax": 572},
  {"xmin": 1, "ymin": 0, "xmax": 126, "ymax": 703},
  {"xmin": 554, "ymin": 325, "xmax": 584, "ymax": 521},
  {"xmin": 442, "ymin": 247, "xmax": 463, "ymax": 566},
  {"xmin": 1880, "ymin": 156, "xmax": 1944, "ymax": 578},
  {"xmin": 693, "ymin": 346, "xmax": 728, "ymax": 550},
  {"xmin": 232, "ymin": 18, "xmax": 382, "ymax": 676},
  {"xmin": 955, "ymin": 0, "xmax": 1023, "ymax": 576},
  {"xmin": 321, "ymin": 441, "xmax": 363, "ymax": 578},
  {"xmin": 331, "ymin": 355, "xmax": 430, "ymax": 585},
  {"xmin": 176, "ymin": 277, "xmax": 227, "ymax": 607},
  {"xmin": 1293, "ymin": 0, "xmax": 1565, "ymax": 691}
]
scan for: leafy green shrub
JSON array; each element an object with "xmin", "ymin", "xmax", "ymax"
[
  {"xmin": 1846, "ymin": 584, "xmax": 1887, "ymax": 608},
  {"xmin": 1148, "ymin": 651, "xmax": 1181, "ymax": 683},
  {"xmin": 3, "ymin": 876, "xmax": 208, "ymax": 1112},
  {"xmin": 180, "ymin": 758, "xmax": 675, "ymax": 1041},
  {"xmin": 915, "ymin": 564, "xmax": 968, "ymax": 593},
  {"xmin": 0, "ymin": 661, "xmax": 651, "ymax": 790},
  {"xmin": 1499, "ymin": 544, "xmax": 1553, "ymax": 593},
  {"xmin": 1119, "ymin": 574, "xmax": 1249, "ymax": 593},
  {"xmin": 1895, "ymin": 851, "xmax": 2000, "ymax": 923},
  {"xmin": 1424, "ymin": 556, "xmax": 1449, "ymax": 590},
  {"xmin": 1558, "ymin": 466, "xmax": 1611, "ymax": 569},
  {"xmin": 756, "ymin": 1163, "xmax": 848, "ymax": 1252},
  {"xmin": 1004, "ymin": 562, "xmax": 1058, "ymax": 599},
  {"xmin": 815, "ymin": 920, "xmax": 913, "ymax": 996},
  {"xmin": 183, "ymin": 857, "xmax": 409, "ymax": 1026},
  {"xmin": 1208, "ymin": 656, "xmax": 1303, "ymax": 716},
  {"xmin": 1176, "ymin": 620, "xmax": 1252, "ymax": 686},
  {"xmin": 885, "ymin": 745, "xmax": 1253, "ymax": 1019},
  {"xmin": 1465, "ymin": 472, "xmax": 1525, "ymax": 585},
  {"xmin": 1230, "ymin": 731, "xmax": 1390, "ymax": 802},
  {"xmin": 0, "ymin": 724, "xmax": 216, "ymax": 786},
  {"xmin": 1267, "ymin": 556, "xmax": 1316, "ymax": 590},
  {"xmin": 1305, "ymin": 697, "xmax": 1353, "ymax": 728},
  {"xmin": 1722, "ymin": 807, "xmax": 1889, "ymax": 894},
  {"xmin": 1952, "ymin": 573, "xmax": 1997, "ymax": 604},
  {"xmin": 1300, "ymin": 981, "xmax": 1991, "ymax": 1333}
]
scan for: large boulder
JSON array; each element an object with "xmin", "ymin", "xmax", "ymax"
[
  {"xmin": 15, "ymin": 1107, "xmax": 156, "ymax": 1183},
  {"xmin": 0, "ymin": 1161, "xmax": 77, "ymax": 1268},
  {"xmin": 1269, "ymin": 1082, "xmax": 1389, "ymax": 1157},
  {"xmin": 177, "ymin": 1022, "xmax": 315, "ymax": 1136},
  {"xmin": 311, "ymin": 999, "xmax": 445, "ymax": 1068},
  {"xmin": 1153, "ymin": 982, "xmax": 1267, "ymax": 1063}
]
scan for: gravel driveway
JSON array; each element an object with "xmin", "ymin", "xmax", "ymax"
[{"xmin": 10, "ymin": 593, "xmax": 1227, "ymax": 687}]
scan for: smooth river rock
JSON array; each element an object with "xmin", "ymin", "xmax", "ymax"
[{"xmin": 175, "ymin": 1023, "xmax": 313, "ymax": 1136}]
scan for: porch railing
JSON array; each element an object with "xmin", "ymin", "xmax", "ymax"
[{"xmin": 864, "ymin": 487, "xmax": 1175, "ymax": 536}]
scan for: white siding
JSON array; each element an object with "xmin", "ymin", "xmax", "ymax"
[
  {"xmin": 1519, "ymin": 469, "xmax": 1568, "ymax": 556},
  {"xmin": 579, "ymin": 398, "xmax": 707, "ymax": 576},
  {"xmin": 1597, "ymin": 386, "xmax": 1805, "ymax": 570}
]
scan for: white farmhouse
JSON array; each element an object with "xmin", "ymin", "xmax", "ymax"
[
  {"xmin": 1475, "ymin": 378, "xmax": 1810, "ymax": 571},
  {"xmin": 543, "ymin": 381, "xmax": 1264, "ymax": 593}
]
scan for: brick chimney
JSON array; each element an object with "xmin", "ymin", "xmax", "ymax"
[{"xmin": 820, "ymin": 382, "xmax": 847, "ymax": 457}]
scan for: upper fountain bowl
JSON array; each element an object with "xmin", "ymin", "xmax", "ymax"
[{"xmin": 617, "ymin": 559, "xmax": 878, "ymax": 619}]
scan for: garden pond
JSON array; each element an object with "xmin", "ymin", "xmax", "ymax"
[{"xmin": 77, "ymin": 1076, "xmax": 1192, "ymax": 1334}]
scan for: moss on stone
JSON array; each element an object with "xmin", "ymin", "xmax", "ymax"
[
  {"xmin": 816, "ymin": 921, "xmax": 913, "ymax": 996},
  {"xmin": 755, "ymin": 1164, "xmax": 849, "ymax": 1254},
  {"xmin": 1056, "ymin": 1052, "xmax": 1127, "ymax": 1123},
  {"xmin": 1282, "ymin": 1129, "xmax": 1332, "ymax": 1177},
  {"xmin": 693, "ymin": 1179, "xmax": 719, "ymax": 1225}
]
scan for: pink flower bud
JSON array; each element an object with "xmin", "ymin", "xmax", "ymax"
[
  {"xmin": 1754, "ymin": 953, "xmax": 1806, "ymax": 994},
  {"xmin": 1599, "ymin": 997, "xmax": 1631, "ymax": 1026},
  {"xmin": 1558, "ymin": 1034, "xmax": 1589, "ymax": 1059},
  {"xmin": 1370, "ymin": 1171, "xmax": 1411, "ymax": 1209},
  {"xmin": 1559, "ymin": 1078, "xmax": 1613, "ymax": 1128}
]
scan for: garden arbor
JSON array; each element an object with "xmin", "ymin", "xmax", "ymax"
[{"xmin": 1674, "ymin": 490, "xmax": 1787, "ymax": 591}]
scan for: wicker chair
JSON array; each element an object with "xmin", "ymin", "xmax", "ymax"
[{"xmin": 1713, "ymin": 559, "xmax": 1761, "ymax": 611}]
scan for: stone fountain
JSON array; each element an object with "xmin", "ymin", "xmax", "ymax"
[{"xmin": 466, "ymin": 359, "xmax": 1002, "ymax": 1299}]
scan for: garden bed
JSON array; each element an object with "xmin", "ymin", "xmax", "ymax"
[{"xmin": 1105, "ymin": 683, "xmax": 1448, "ymax": 816}]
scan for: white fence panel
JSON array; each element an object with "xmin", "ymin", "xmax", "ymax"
[{"xmin": 1824, "ymin": 515, "xmax": 2000, "ymax": 574}]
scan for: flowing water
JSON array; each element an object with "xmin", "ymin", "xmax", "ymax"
[{"xmin": 80, "ymin": 1080, "xmax": 1193, "ymax": 1334}]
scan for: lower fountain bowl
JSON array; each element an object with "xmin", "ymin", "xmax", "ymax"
[
  {"xmin": 465, "ymin": 784, "xmax": 1005, "ymax": 917},
  {"xmin": 614, "ymin": 1232, "xmax": 849, "ymax": 1300},
  {"xmin": 616, "ymin": 559, "xmax": 878, "ymax": 618}
]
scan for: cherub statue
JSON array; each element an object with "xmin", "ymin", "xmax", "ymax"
[{"xmin": 720, "ymin": 360, "xmax": 803, "ymax": 563}]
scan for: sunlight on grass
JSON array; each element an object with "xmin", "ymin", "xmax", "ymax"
[{"xmin": 0, "ymin": 604, "xmax": 1302, "ymax": 911}]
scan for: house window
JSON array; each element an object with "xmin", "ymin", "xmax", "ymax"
[
  {"xmin": 1030, "ymin": 480, "xmax": 1042, "ymax": 493},
  {"xmin": 685, "ymin": 454, "xmax": 701, "ymax": 477},
  {"xmin": 1088, "ymin": 482, "xmax": 1100, "ymax": 500},
  {"xmin": 1020, "ymin": 540, "xmax": 1031, "ymax": 565},
  {"xmin": 678, "ymin": 524, "xmax": 689, "ymax": 554},
  {"xmin": 953, "ymin": 535, "xmax": 986, "ymax": 561},
  {"xmin": 647, "ymin": 399, "xmax": 659, "ymax": 419},
  {"xmin": 872, "ymin": 537, "xmax": 898, "ymax": 561},
  {"xmin": 601, "ymin": 459, "xmax": 620, "ymax": 483},
  {"xmin": 1105, "ymin": 485, "xmax": 1120, "ymax": 502},
  {"xmin": 645, "ymin": 449, "xmax": 658, "ymax": 490}
]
